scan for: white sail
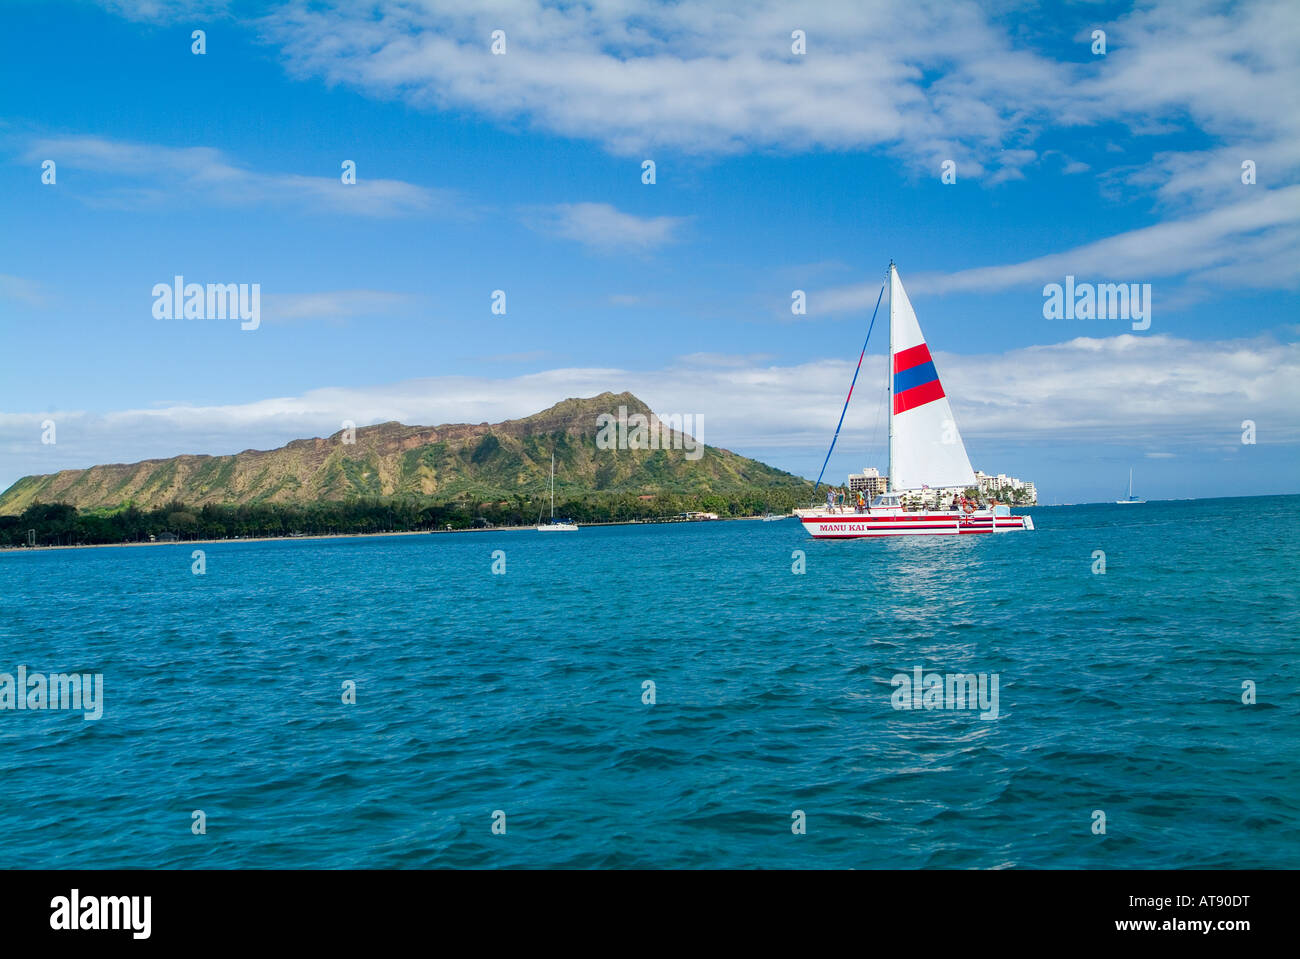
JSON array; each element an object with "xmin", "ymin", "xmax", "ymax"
[{"xmin": 888, "ymin": 265, "xmax": 976, "ymax": 492}]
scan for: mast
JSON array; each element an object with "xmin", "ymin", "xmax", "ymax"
[
  {"xmin": 550, "ymin": 452, "xmax": 556, "ymax": 519},
  {"xmin": 1128, "ymin": 468, "xmax": 1133, "ymax": 498},
  {"xmin": 887, "ymin": 260, "xmax": 895, "ymax": 492}
]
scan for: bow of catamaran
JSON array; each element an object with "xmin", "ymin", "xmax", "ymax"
[{"xmin": 795, "ymin": 263, "xmax": 1034, "ymax": 538}]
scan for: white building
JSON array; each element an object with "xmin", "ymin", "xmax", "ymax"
[
  {"xmin": 843, "ymin": 469, "xmax": 1037, "ymax": 507},
  {"xmin": 848, "ymin": 467, "xmax": 888, "ymax": 497},
  {"xmin": 973, "ymin": 470, "xmax": 1038, "ymax": 504}
]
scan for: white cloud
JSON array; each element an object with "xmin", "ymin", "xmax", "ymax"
[
  {"xmin": 523, "ymin": 202, "xmax": 688, "ymax": 253},
  {"xmin": 815, "ymin": 185, "xmax": 1300, "ymax": 312},
  {"xmin": 23, "ymin": 135, "xmax": 453, "ymax": 217},
  {"xmin": 921, "ymin": 186, "xmax": 1300, "ymax": 296},
  {"xmin": 262, "ymin": 290, "xmax": 419, "ymax": 323},
  {"xmin": 77, "ymin": 2, "xmax": 1297, "ymax": 312},
  {"xmin": 247, "ymin": 0, "xmax": 1297, "ymax": 184},
  {"xmin": 3, "ymin": 333, "xmax": 1296, "ymax": 492},
  {"xmin": 255, "ymin": 0, "xmax": 1052, "ymax": 175},
  {"xmin": 1083, "ymin": 1, "xmax": 1300, "ymax": 151},
  {"xmin": 95, "ymin": 0, "xmax": 229, "ymax": 21},
  {"xmin": 1112, "ymin": 138, "xmax": 1300, "ymax": 212},
  {"xmin": 0, "ymin": 275, "xmax": 46, "ymax": 308},
  {"xmin": 934, "ymin": 188, "xmax": 1299, "ymax": 293}
]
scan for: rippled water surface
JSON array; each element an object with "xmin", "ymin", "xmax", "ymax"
[{"xmin": 1, "ymin": 496, "xmax": 1297, "ymax": 868}]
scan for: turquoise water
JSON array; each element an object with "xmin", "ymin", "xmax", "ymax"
[{"xmin": 1, "ymin": 496, "xmax": 1297, "ymax": 868}]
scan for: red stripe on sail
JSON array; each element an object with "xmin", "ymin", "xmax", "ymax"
[
  {"xmin": 893, "ymin": 343, "xmax": 932, "ymax": 373},
  {"xmin": 893, "ymin": 378, "xmax": 946, "ymax": 414}
]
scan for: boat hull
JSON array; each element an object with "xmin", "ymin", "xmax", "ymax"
[{"xmin": 794, "ymin": 507, "xmax": 1032, "ymax": 538}]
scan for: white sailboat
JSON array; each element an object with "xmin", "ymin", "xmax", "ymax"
[
  {"xmin": 1116, "ymin": 468, "xmax": 1145, "ymax": 504},
  {"xmin": 537, "ymin": 452, "xmax": 578, "ymax": 531},
  {"xmin": 795, "ymin": 262, "xmax": 1033, "ymax": 538}
]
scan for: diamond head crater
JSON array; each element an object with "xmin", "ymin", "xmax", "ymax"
[{"xmin": 0, "ymin": 393, "xmax": 813, "ymax": 545}]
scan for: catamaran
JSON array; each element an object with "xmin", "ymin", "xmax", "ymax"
[
  {"xmin": 795, "ymin": 262, "xmax": 1033, "ymax": 538},
  {"xmin": 1116, "ymin": 468, "xmax": 1145, "ymax": 504},
  {"xmin": 537, "ymin": 452, "xmax": 578, "ymax": 531}
]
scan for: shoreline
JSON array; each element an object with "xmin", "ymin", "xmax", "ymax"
[{"xmin": 0, "ymin": 514, "xmax": 788, "ymax": 553}]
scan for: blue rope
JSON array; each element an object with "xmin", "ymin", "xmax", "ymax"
[{"xmin": 813, "ymin": 280, "xmax": 885, "ymax": 496}]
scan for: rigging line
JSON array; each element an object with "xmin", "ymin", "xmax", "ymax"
[{"xmin": 813, "ymin": 279, "xmax": 886, "ymax": 495}]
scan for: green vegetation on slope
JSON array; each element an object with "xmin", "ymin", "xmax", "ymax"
[
  {"xmin": 0, "ymin": 389, "xmax": 811, "ymax": 530},
  {"xmin": 0, "ymin": 392, "xmax": 812, "ymax": 515}
]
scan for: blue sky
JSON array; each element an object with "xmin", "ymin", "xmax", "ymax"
[{"xmin": 1, "ymin": 0, "xmax": 1297, "ymax": 502}]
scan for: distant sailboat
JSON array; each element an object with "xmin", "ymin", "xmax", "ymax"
[
  {"xmin": 537, "ymin": 452, "xmax": 578, "ymax": 531},
  {"xmin": 1116, "ymin": 468, "xmax": 1145, "ymax": 504},
  {"xmin": 795, "ymin": 262, "xmax": 1033, "ymax": 537}
]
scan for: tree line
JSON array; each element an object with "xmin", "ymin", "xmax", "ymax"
[{"xmin": 0, "ymin": 487, "xmax": 815, "ymax": 547}]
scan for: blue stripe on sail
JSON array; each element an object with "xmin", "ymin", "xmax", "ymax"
[{"xmin": 893, "ymin": 360, "xmax": 938, "ymax": 394}]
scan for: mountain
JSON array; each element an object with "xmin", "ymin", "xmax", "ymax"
[{"xmin": 0, "ymin": 393, "xmax": 811, "ymax": 514}]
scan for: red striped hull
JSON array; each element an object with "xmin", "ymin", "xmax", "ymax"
[{"xmin": 794, "ymin": 508, "xmax": 1033, "ymax": 538}]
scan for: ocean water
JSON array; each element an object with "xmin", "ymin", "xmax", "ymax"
[{"xmin": 1, "ymin": 496, "xmax": 1296, "ymax": 869}]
